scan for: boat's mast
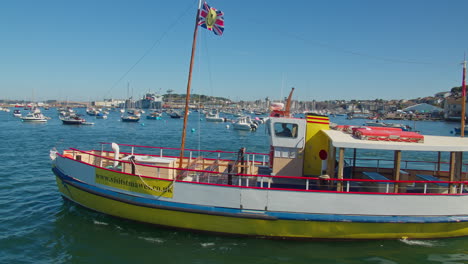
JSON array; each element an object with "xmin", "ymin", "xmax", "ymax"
[
  {"xmin": 179, "ymin": 0, "xmax": 202, "ymax": 168},
  {"xmin": 461, "ymin": 55, "xmax": 466, "ymax": 137}
]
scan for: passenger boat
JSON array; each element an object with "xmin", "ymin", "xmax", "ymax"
[
  {"xmin": 50, "ymin": 106, "xmax": 468, "ymax": 239},
  {"xmin": 49, "ymin": 1, "xmax": 468, "ymax": 239}
]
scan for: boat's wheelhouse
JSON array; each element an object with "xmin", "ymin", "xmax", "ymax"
[{"xmin": 267, "ymin": 117, "xmax": 306, "ymax": 177}]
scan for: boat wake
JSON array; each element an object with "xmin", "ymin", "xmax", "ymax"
[
  {"xmin": 138, "ymin": 236, "xmax": 164, "ymax": 244},
  {"xmin": 200, "ymin": 242, "xmax": 215, "ymax": 248},
  {"xmin": 93, "ymin": 220, "xmax": 109, "ymax": 226},
  {"xmin": 399, "ymin": 238, "xmax": 437, "ymax": 247}
]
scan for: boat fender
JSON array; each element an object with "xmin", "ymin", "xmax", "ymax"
[{"xmin": 111, "ymin": 142, "xmax": 120, "ymax": 168}]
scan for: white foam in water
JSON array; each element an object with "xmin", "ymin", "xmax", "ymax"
[
  {"xmin": 399, "ymin": 237, "xmax": 436, "ymax": 247},
  {"xmin": 200, "ymin": 242, "xmax": 215, "ymax": 247},
  {"xmin": 138, "ymin": 236, "xmax": 164, "ymax": 244},
  {"xmin": 93, "ymin": 220, "xmax": 108, "ymax": 226},
  {"xmin": 428, "ymin": 253, "xmax": 468, "ymax": 263}
]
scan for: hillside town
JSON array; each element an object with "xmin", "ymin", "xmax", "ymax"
[{"xmin": 0, "ymin": 86, "xmax": 466, "ymax": 121}]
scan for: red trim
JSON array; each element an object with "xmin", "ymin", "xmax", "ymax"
[
  {"xmin": 307, "ymin": 116, "xmax": 329, "ymax": 120},
  {"xmin": 58, "ymin": 151, "xmax": 468, "ymax": 196},
  {"xmin": 98, "ymin": 142, "xmax": 268, "ymax": 156},
  {"xmin": 307, "ymin": 121, "xmax": 330, "ymax": 124}
]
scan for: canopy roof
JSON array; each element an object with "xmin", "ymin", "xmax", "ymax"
[
  {"xmin": 402, "ymin": 103, "xmax": 443, "ymax": 113},
  {"xmin": 323, "ymin": 130, "xmax": 468, "ymax": 152}
]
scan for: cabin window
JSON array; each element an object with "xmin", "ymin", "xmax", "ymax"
[{"xmin": 274, "ymin": 123, "xmax": 298, "ymax": 138}]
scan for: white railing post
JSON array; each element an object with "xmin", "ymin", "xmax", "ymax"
[
  {"xmin": 306, "ymin": 179, "xmax": 309, "ymax": 190},
  {"xmin": 424, "ymin": 183, "xmax": 427, "ymax": 194},
  {"xmin": 100, "ymin": 144, "xmax": 104, "ymax": 167},
  {"xmin": 131, "ymin": 147, "xmax": 134, "ymax": 155},
  {"xmin": 346, "ymin": 181, "xmax": 350, "ymax": 192},
  {"xmin": 160, "ymin": 149, "xmax": 163, "ymax": 157}
]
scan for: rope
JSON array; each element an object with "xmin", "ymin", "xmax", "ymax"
[
  {"xmin": 129, "ymin": 157, "xmax": 173, "ymax": 197},
  {"xmin": 103, "ymin": 1, "xmax": 197, "ymax": 98}
]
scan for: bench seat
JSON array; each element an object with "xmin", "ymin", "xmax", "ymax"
[{"xmin": 415, "ymin": 174, "xmax": 448, "ymax": 187}]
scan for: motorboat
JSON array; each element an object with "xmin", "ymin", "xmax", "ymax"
[
  {"xmin": 121, "ymin": 115, "xmax": 140, "ymax": 122},
  {"xmin": 21, "ymin": 108, "xmax": 48, "ymax": 122},
  {"xmin": 205, "ymin": 110, "xmax": 225, "ymax": 122},
  {"xmin": 168, "ymin": 111, "xmax": 182, "ymax": 119},
  {"xmin": 146, "ymin": 111, "xmax": 162, "ymax": 120},
  {"xmin": 60, "ymin": 114, "xmax": 87, "ymax": 125},
  {"xmin": 95, "ymin": 112, "xmax": 108, "ymax": 119},
  {"xmin": 232, "ymin": 116, "xmax": 257, "ymax": 131}
]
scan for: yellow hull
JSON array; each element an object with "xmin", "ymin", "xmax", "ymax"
[{"xmin": 56, "ymin": 176, "xmax": 468, "ymax": 239}]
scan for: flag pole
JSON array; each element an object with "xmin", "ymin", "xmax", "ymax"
[
  {"xmin": 461, "ymin": 54, "xmax": 466, "ymax": 137},
  {"xmin": 179, "ymin": 0, "xmax": 202, "ymax": 169}
]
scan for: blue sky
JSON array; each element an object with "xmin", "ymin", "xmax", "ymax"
[{"xmin": 1, "ymin": 0, "xmax": 467, "ymax": 102}]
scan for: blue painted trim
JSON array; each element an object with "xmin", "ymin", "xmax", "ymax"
[{"xmin": 53, "ymin": 167, "xmax": 468, "ymax": 224}]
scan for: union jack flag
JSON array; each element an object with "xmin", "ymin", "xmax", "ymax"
[{"xmin": 198, "ymin": 1, "xmax": 224, "ymax": 36}]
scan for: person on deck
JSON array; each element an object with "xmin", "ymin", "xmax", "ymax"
[{"xmin": 277, "ymin": 123, "xmax": 292, "ymax": 137}]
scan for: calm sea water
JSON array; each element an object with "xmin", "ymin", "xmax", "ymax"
[{"xmin": 1, "ymin": 109, "xmax": 468, "ymax": 264}]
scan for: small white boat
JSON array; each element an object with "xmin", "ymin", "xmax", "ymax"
[
  {"xmin": 232, "ymin": 116, "xmax": 257, "ymax": 131},
  {"xmin": 86, "ymin": 108, "xmax": 99, "ymax": 116},
  {"xmin": 13, "ymin": 110, "xmax": 21, "ymax": 117},
  {"xmin": 21, "ymin": 108, "xmax": 48, "ymax": 122},
  {"xmin": 205, "ymin": 110, "xmax": 225, "ymax": 122}
]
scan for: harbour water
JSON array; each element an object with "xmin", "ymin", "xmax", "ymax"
[{"xmin": 1, "ymin": 109, "xmax": 468, "ymax": 263}]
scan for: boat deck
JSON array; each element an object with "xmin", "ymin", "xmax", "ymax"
[{"xmin": 60, "ymin": 142, "xmax": 468, "ymax": 195}]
